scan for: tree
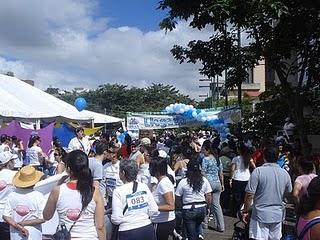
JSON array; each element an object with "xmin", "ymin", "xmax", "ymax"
[
  {"xmin": 158, "ymin": 0, "xmax": 320, "ymax": 157},
  {"xmin": 50, "ymin": 84, "xmax": 194, "ymax": 118}
]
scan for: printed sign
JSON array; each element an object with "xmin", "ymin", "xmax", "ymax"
[{"xmin": 127, "ymin": 114, "xmax": 199, "ymax": 130}]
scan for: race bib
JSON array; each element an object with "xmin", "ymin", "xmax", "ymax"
[{"xmin": 126, "ymin": 191, "xmax": 148, "ymax": 211}]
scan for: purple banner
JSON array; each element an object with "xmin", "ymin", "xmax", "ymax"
[{"xmin": 0, "ymin": 121, "xmax": 54, "ymax": 154}]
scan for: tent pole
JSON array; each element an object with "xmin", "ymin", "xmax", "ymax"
[{"xmin": 35, "ymin": 119, "xmax": 41, "ymax": 130}]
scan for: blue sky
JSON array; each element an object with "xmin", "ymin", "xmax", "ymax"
[
  {"xmin": 98, "ymin": 0, "xmax": 167, "ymax": 32},
  {"xmin": 0, "ymin": 0, "xmax": 209, "ymax": 99}
]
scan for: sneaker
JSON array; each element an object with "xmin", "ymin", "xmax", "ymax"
[{"xmin": 199, "ymin": 235, "xmax": 204, "ymax": 240}]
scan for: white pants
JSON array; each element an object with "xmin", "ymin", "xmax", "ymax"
[{"xmin": 249, "ymin": 218, "xmax": 282, "ymax": 240}]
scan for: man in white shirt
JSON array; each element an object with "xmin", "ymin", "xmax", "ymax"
[{"xmin": 68, "ymin": 127, "xmax": 91, "ymax": 155}]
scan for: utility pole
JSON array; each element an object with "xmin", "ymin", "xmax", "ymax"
[
  {"xmin": 237, "ymin": 27, "xmax": 242, "ymax": 106},
  {"xmin": 225, "ymin": 69, "xmax": 228, "ymax": 106}
]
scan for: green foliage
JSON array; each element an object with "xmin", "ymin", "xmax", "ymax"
[
  {"xmin": 158, "ymin": 0, "xmax": 320, "ymax": 156},
  {"xmin": 242, "ymin": 87, "xmax": 290, "ymax": 138},
  {"xmin": 45, "ymin": 84, "xmax": 194, "ymax": 118},
  {"xmin": 159, "ymin": 0, "xmax": 320, "ymax": 89}
]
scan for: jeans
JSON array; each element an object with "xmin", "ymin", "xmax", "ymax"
[
  {"xmin": 119, "ymin": 224, "xmax": 155, "ymax": 240},
  {"xmin": 209, "ymin": 181, "xmax": 225, "ymax": 231},
  {"xmin": 182, "ymin": 207, "xmax": 206, "ymax": 240},
  {"xmin": 0, "ymin": 222, "xmax": 10, "ymax": 240}
]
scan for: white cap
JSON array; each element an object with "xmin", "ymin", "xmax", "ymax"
[
  {"xmin": 0, "ymin": 152, "xmax": 17, "ymax": 165},
  {"xmin": 140, "ymin": 137, "xmax": 151, "ymax": 146}
]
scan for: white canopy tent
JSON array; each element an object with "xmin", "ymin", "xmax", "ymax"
[
  {"xmin": 81, "ymin": 110, "xmax": 123, "ymax": 124},
  {"xmin": 0, "ymin": 74, "xmax": 123, "ymax": 124}
]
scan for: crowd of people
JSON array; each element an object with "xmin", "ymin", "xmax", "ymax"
[{"xmin": 0, "ymin": 126, "xmax": 319, "ymax": 240}]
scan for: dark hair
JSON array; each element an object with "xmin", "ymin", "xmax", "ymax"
[
  {"xmin": 186, "ymin": 159, "xmax": 204, "ymax": 193},
  {"xmin": 66, "ymin": 150, "xmax": 94, "ymax": 209},
  {"xmin": 120, "ymin": 160, "xmax": 138, "ymax": 182},
  {"xmin": 11, "ymin": 135, "xmax": 17, "ymax": 143},
  {"xmin": 75, "ymin": 127, "xmax": 84, "ymax": 133},
  {"xmin": 237, "ymin": 142, "xmax": 251, "ymax": 168},
  {"xmin": 297, "ymin": 176, "xmax": 320, "ymax": 216},
  {"xmin": 299, "ymin": 158, "xmax": 314, "ymax": 174},
  {"xmin": 95, "ymin": 141, "xmax": 108, "ymax": 155},
  {"xmin": 0, "ymin": 134, "xmax": 8, "ymax": 144},
  {"xmin": 202, "ymin": 140, "xmax": 213, "ymax": 154},
  {"xmin": 28, "ymin": 135, "xmax": 40, "ymax": 148},
  {"xmin": 263, "ymin": 145, "xmax": 278, "ymax": 163},
  {"xmin": 149, "ymin": 157, "xmax": 174, "ymax": 184}
]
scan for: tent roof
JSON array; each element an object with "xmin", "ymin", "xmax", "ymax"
[
  {"xmin": 0, "ymin": 74, "xmax": 122, "ymax": 123},
  {"xmin": 81, "ymin": 110, "xmax": 123, "ymax": 124}
]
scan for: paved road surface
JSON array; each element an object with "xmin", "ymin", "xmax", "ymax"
[{"xmin": 203, "ymin": 215, "xmax": 238, "ymax": 240}]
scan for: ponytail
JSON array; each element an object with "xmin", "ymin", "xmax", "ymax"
[
  {"xmin": 77, "ymin": 167, "xmax": 94, "ymax": 209},
  {"xmin": 66, "ymin": 150, "xmax": 94, "ymax": 209}
]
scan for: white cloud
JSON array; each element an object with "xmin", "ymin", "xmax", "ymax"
[{"xmin": 0, "ymin": 0, "xmax": 212, "ymax": 100}]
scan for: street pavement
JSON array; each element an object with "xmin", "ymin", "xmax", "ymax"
[{"xmin": 204, "ymin": 215, "xmax": 238, "ymax": 240}]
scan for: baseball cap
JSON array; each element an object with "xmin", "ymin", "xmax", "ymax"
[
  {"xmin": 0, "ymin": 152, "xmax": 18, "ymax": 165},
  {"xmin": 140, "ymin": 137, "xmax": 151, "ymax": 146}
]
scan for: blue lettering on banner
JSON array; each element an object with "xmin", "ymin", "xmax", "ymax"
[
  {"xmin": 126, "ymin": 191, "xmax": 148, "ymax": 211},
  {"xmin": 143, "ymin": 116, "xmax": 187, "ymax": 128}
]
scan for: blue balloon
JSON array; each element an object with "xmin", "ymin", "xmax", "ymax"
[
  {"xmin": 74, "ymin": 97, "xmax": 87, "ymax": 111},
  {"xmin": 117, "ymin": 133, "xmax": 126, "ymax": 143}
]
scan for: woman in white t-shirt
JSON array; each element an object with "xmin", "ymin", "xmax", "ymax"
[
  {"xmin": 176, "ymin": 159, "xmax": 212, "ymax": 240},
  {"xmin": 230, "ymin": 142, "xmax": 255, "ymax": 215},
  {"xmin": 149, "ymin": 157, "xmax": 175, "ymax": 240},
  {"xmin": 104, "ymin": 145, "xmax": 123, "ymax": 209},
  {"xmin": 111, "ymin": 160, "xmax": 158, "ymax": 240},
  {"xmin": 0, "ymin": 152, "xmax": 18, "ymax": 240},
  {"xmin": 25, "ymin": 136, "xmax": 47, "ymax": 169},
  {"xmin": 43, "ymin": 150, "xmax": 106, "ymax": 240},
  {"xmin": 3, "ymin": 165, "xmax": 45, "ymax": 240}
]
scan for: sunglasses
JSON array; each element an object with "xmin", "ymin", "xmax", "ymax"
[{"xmin": 54, "ymin": 153, "xmax": 60, "ymax": 156}]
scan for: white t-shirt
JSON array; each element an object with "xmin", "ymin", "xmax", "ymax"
[
  {"xmin": 137, "ymin": 163, "xmax": 151, "ymax": 186},
  {"xmin": 0, "ymin": 144, "xmax": 10, "ymax": 153},
  {"xmin": 0, "ymin": 169, "xmax": 17, "ymax": 222},
  {"xmin": 143, "ymin": 165, "xmax": 175, "ymax": 191},
  {"xmin": 151, "ymin": 176, "xmax": 175, "ymax": 223},
  {"xmin": 12, "ymin": 147, "xmax": 23, "ymax": 168},
  {"xmin": 3, "ymin": 189, "xmax": 45, "ymax": 240},
  {"xmin": 175, "ymin": 177, "xmax": 212, "ymax": 209},
  {"xmin": 128, "ymin": 150, "xmax": 143, "ymax": 162},
  {"xmin": 26, "ymin": 146, "xmax": 42, "ymax": 166},
  {"xmin": 68, "ymin": 137, "xmax": 91, "ymax": 155},
  {"xmin": 231, "ymin": 156, "xmax": 251, "ymax": 181},
  {"xmin": 56, "ymin": 183, "xmax": 98, "ymax": 239},
  {"xmin": 111, "ymin": 181, "xmax": 158, "ymax": 231},
  {"xmin": 103, "ymin": 161, "xmax": 123, "ymax": 197}
]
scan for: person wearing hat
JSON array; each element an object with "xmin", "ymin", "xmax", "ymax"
[
  {"xmin": 68, "ymin": 126, "xmax": 91, "ymax": 155},
  {"xmin": 0, "ymin": 152, "xmax": 18, "ymax": 240},
  {"xmin": 175, "ymin": 159, "xmax": 212, "ymax": 240},
  {"xmin": 2, "ymin": 165, "xmax": 45, "ymax": 240}
]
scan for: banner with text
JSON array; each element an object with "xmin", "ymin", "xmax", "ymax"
[{"xmin": 127, "ymin": 114, "xmax": 200, "ymax": 130}]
